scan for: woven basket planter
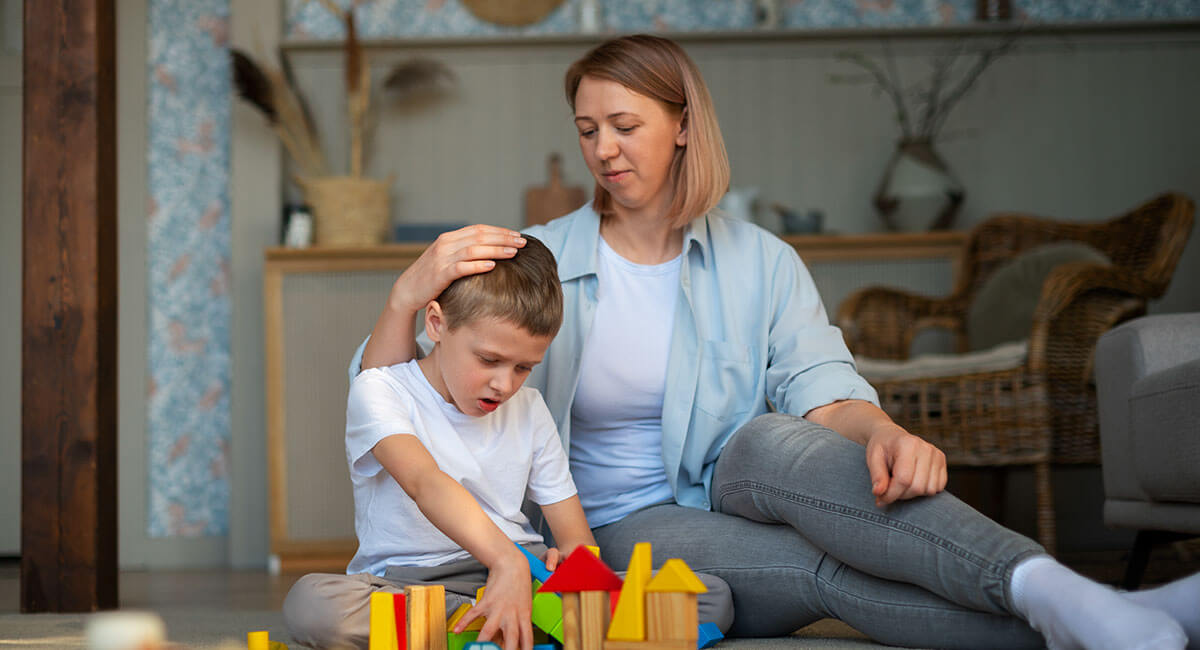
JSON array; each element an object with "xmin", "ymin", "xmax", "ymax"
[{"xmin": 298, "ymin": 176, "xmax": 390, "ymax": 246}]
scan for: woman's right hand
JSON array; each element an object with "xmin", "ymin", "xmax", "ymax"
[
  {"xmin": 388, "ymin": 225, "xmax": 527, "ymax": 314},
  {"xmin": 362, "ymin": 226, "xmax": 526, "ymax": 370}
]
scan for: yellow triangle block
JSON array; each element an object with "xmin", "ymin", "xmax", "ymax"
[
  {"xmin": 646, "ymin": 559, "xmax": 708, "ymax": 594},
  {"xmin": 606, "ymin": 542, "xmax": 651, "ymax": 641},
  {"xmin": 585, "ymin": 545, "xmax": 600, "ymax": 558},
  {"xmin": 447, "ymin": 603, "xmax": 471, "ymax": 629}
]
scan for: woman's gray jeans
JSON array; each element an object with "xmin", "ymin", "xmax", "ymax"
[{"xmin": 590, "ymin": 413, "xmax": 1046, "ymax": 649}]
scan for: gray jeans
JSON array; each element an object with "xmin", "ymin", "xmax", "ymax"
[
  {"xmin": 283, "ymin": 543, "xmax": 734, "ymax": 649},
  {"xmin": 591, "ymin": 413, "xmax": 1047, "ymax": 649}
]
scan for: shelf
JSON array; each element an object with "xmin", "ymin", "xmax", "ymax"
[{"xmin": 279, "ymin": 19, "xmax": 1200, "ymax": 52}]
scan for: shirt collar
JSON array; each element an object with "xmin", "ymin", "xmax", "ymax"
[{"xmin": 556, "ymin": 206, "xmax": 712, "ymax": 281}]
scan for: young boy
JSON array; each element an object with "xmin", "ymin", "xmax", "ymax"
[{"xmin": 284, "ymin": 236, "xmax": 732, "ymax": 650}]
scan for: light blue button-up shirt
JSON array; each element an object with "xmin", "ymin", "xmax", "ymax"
[{"xmin": 351, "ymin": 204, "xmax": 878, "ymax": 512}]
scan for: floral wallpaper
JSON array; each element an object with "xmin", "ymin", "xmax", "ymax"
[
  {"xmin": 286, "ymin": 0, "xmax": 1200, "ymax": 38},
  {"xmin": 147, "ymin": 0, "xmax": 232, "ymax": 537},
  {"xmin": 146, "ymin": 0, "xmax": 1196, "ymax": 538}
]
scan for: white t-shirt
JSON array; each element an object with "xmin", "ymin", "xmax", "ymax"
[
  {"xmin": 569, "ymin": 237, "xmax": 680, "ymax": 527},
  {"xmin": 345, "ymin": 360, "xmax": 577, "ymax": 576}
]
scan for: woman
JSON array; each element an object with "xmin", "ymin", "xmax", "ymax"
[{"xmin": 354, "ymin": 35, "xmax": 1197, "ymax": 649}]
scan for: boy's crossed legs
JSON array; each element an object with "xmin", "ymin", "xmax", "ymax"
[{"xmin": 284, "ymin": 543, "xmax": 734, "ymax": 650}]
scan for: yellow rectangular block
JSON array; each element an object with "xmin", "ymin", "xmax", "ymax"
[
  {"xmin": 646, "ymin": 592, "xmax": 697, "ymax": 643},
  {"xmin": 248, "ymin": 630, "xmax": 269, "ymax": 650},
  {"xmin": 371, "ymin": 591, "xmax": 399, "ymax": 650}
]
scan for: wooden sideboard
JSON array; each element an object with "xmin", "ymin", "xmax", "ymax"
[{"xmin": 262, "ymin": 230, "xmax": 966, "ymax": 572}]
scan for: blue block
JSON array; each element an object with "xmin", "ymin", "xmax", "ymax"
[
  {"xmin": 515, "ymin": 542, "xmax": 553, "ymax": 583},
  {"xmin": 533, "ymin": 644, "xmax": 558, "ymax": 650},
  {"xmin": 464, "ymin": 643, "xmax": 502, "ymax": 650},
  {"xmin": 697, "ymin": 622, "xmax": 724, "ymax": 649}
]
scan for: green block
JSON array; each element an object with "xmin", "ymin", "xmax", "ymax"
[
  {"xmin": 448, "ymin": 630, "xmax": 481, "ymax": 650},
  {"xmin": 531, "ymin": 590, "xmax": 563, "ymax": 643}
]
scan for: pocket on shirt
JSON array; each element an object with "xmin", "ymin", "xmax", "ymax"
[{"xmin": 693, "ymin": 339, "xmax": 753, "ymax": 424}]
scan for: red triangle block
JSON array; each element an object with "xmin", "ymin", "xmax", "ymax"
[{"xmin": 537, "ymin": 546, "xmax": 624, "ymax": 593}]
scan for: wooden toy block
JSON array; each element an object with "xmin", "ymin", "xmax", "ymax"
[
  {"xmin": 585, "ymin": 545, "xmax": 600, "ymax": 558},
  {"xmin": 538, "ymin": 546, "xmax": 623, "ymax": 593},
  {"xmin": 476, "ymin": 586, "xmax": 486, "ymax": 601},
  {"xmin": 645, "ymin": 592, "xmax": 697, "ymax": 643},
  {"xmin": 515, "ymin": 542, "xmax": 553, "ymax": 583},
  {"xmin": 406, "ymin": 585, "xmax": 447, "ymax": 650},
  {"xmin": 269, "ymin": 642, "xmax": 289, "ymax": 650},
  {"xmin": 463, "ymin": 642, "xmax": 502, "ymax": 650},
  {"xmin": 533, "ymin": 644, "xmax": 558, "ymax": 650},
  {"xmin": 603, "ymin": 640, "xmax": 693, "ymax": 650},
  {"xmin": 579, "ymin": 591, "xmax": 610, "ymax": 650},
  {"xmin": 447, "ymin": 603, "xmax": 486, "ymax": 633},
  {"xmin": 447, "ymin": 603, "xmax": 469, "ymax": 629},
  {"xmin": 447, "ymin": 630, "xmax": 479, "ymax": 650},
  {"xmin": 561, "ymin": 592, "xmax": 581, "ymax": 650},
  {"xmin": 696, "ymin": 622, "xmax": 724, "ymax": 649},
  {"xmin": 372, "ymin": 591, "xmax": 400, "ymax": 650},
  {"xmin": 395, "ymin": 592, "xmax": 408, "ymax": 650},
  {"xmin": 531, "ymin": 589, "xmax": 565, "ymax": 643},
  {"xmin": 248, "ymin": 630, "xmax": 269, "ymax": 650},
  {"xmin": 644, "ymin": 560, "xmax": 707, "ymax": 595},
  {"xmin": 606, "ymin": 543, "xmax": 651, "ymax": 641}
]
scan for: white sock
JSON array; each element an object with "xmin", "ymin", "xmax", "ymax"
[
  {"xmin": 1010, "ymin": 554, "xmax": 1186, "ymax": 650},
  {"xmin": 1123, "ymin": 571, "xmax": 1200, "ymax": 648}
]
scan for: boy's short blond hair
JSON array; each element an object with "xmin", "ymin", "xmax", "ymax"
[{"xmin": 436, "ymin": 234, "xmax": 563, "ymax": 337}]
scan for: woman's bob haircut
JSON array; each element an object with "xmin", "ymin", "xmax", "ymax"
[{"xmin": 565, "ymin": 34, "xmax": 730, "ymax": 229}]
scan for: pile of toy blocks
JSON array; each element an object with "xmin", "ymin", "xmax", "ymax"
[{"xmin": 367, "ymin": 543, "xmax": 723, "ymax": 650}]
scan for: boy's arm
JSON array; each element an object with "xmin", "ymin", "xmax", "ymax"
[
  {"xmin": 373, "ymin": 434, "xmax": 533, "ymax": 650},
  {"xmin": 540, "ymin": 495, "xmax": 597, "ymax": 563}
]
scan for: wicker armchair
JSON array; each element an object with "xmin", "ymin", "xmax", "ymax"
[{"xmin": 836, "ymin": 193, "xmax": 1194, "ymax": 552}]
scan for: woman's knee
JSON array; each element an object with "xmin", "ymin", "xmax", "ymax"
[
  {"xmin": 695, "ymin": 573, "xmax": 735, "ymax": 634},
  {"xmin": 716, "ymin": 414, "xmax": 862, "ymax": 483},
  {"xmin": 283, "ymin": 572, "xmax": 369, "ymax": 649}
]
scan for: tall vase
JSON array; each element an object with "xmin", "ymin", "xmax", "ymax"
[{"xmin": 873, "ymin": 138, "xmax": 964, "ymax": 232}]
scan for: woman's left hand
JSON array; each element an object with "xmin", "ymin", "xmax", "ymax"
[{"xmin": 864, "ymin": 423, "xmax": 947, "ymax": 507}]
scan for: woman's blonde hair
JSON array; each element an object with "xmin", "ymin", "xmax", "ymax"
[{"xmin": 565, "ymin": 34, "xmax": 730, "ymax": 228}]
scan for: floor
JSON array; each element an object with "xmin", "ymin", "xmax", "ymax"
[{"xmin": 1, "ymin": 545, "xmax": 1198, "ymax": 649}]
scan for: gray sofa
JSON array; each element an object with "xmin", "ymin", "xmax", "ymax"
[{"xmin": 1096, "ymin": 312, "xmax": 1200, "ymax": 588}]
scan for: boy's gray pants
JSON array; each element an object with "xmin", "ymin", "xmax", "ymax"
[{"xmin": 283, "ymin": 542, "xmax": 734, "ymax": 650}]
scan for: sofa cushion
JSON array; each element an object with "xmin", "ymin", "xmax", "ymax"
[
  {"xmin": 855, "ymin": 339, "xmax": 1027, "ymax": 381},
  {"xmin": 1132, "ymin": 358, "xmax": 1200, "ymax": 503},
  {"xmin": 967, "ymin": 242, "xmax": 1110, "ymax": 351}
]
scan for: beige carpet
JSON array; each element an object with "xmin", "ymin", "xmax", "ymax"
[{"xmin": 0, "ymin": 610, "xmax": 887, "ymax": 650}]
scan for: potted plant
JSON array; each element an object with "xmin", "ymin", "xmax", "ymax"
[
  {"xmin": 231, "ymin": 0, "xmax": 454, "ymax": 246},
  {"xmin": 834, "ymin": 33, "xmax": 1018, "ymax": 231}
]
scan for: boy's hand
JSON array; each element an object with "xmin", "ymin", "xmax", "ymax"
[
  {"xmin": 542, "ymin": 547, "xmax": 561, "ymax": 572},
  {"xmin": 454, "ymin": 550, "xmax": 532, "ymax": 650}
]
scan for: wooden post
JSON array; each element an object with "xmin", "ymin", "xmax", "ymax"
[
  {"xmin": 579, "ymin": 591, "xmax": 610, "ymax": 650},
  {"xmin": 561, "ymin": 592, "xmax": 581, "ymax": 650},
  {"xmin": 21, "ymin": 0, "xmax": 118, "ymax": 613}
]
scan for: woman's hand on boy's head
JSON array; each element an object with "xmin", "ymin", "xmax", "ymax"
[
  {"xmin": 390, "ymin": 225, "xmax": 527, "ymax": 314},
  {"xmin": 456, "ymin": 549, "xmax": 534, "ymax": 650}
]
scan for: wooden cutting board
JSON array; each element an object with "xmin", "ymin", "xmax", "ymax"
[{"xmin": 524, "ymin": 153, "xmax": 587, "ymax": 227}]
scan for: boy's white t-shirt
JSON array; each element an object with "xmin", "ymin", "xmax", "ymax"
[{"xmin": 345, "ymin": 360, "xmax": 577, "ymax": 576}]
